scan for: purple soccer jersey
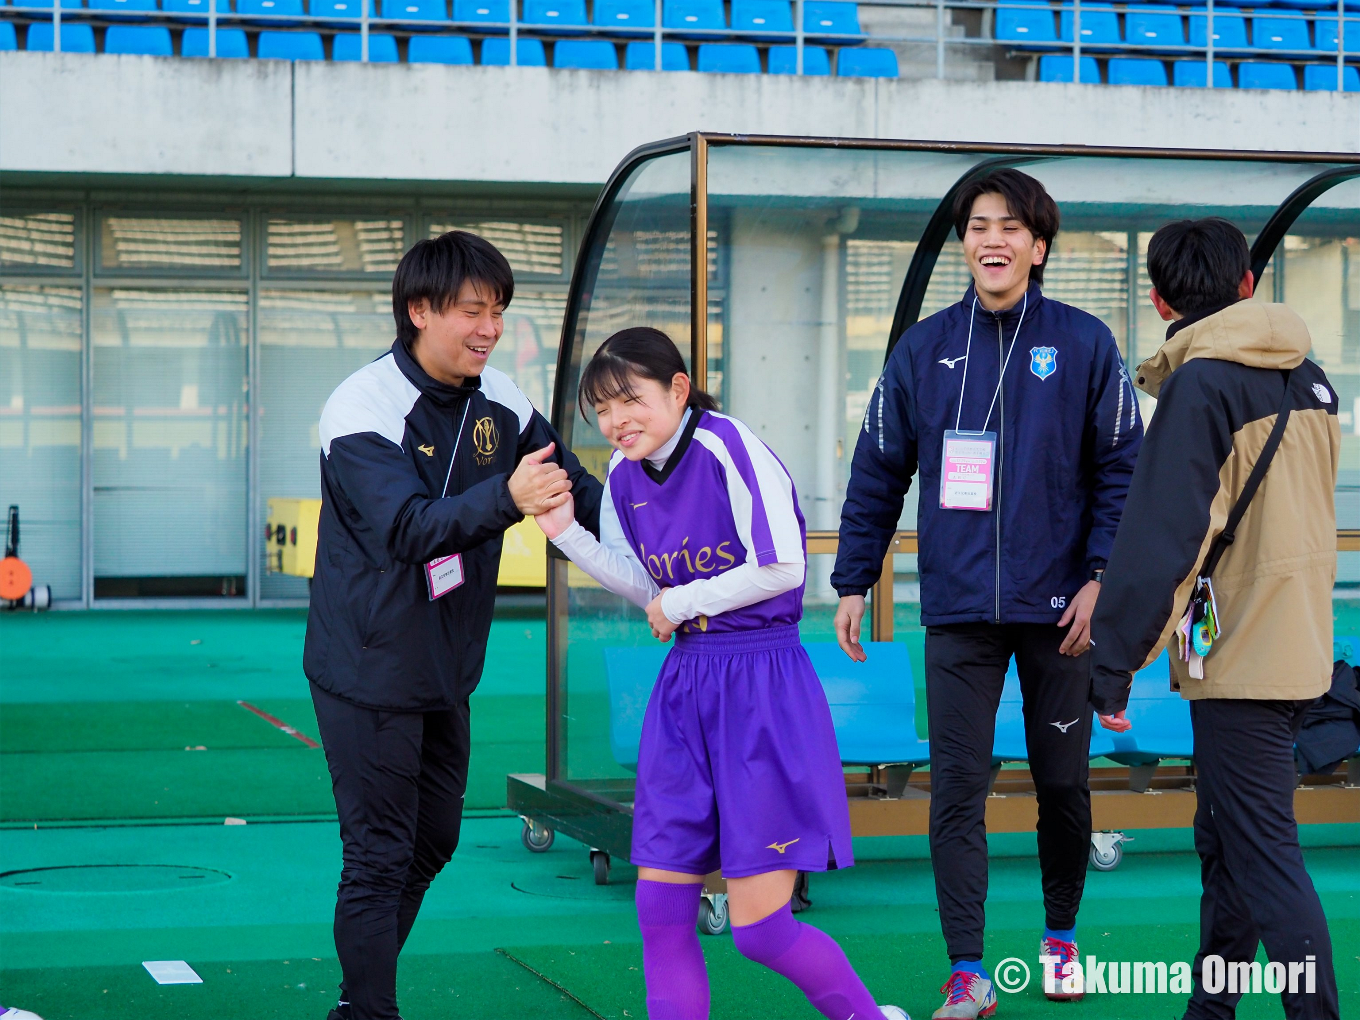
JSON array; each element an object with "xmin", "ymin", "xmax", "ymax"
[{"xmin": 604, "ymin": 411, "xmax": 807, "ymax": 634}]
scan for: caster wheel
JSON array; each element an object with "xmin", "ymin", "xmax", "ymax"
[
  {"xmin": 1089, "ymin": 841, "xmax": 1122, "ymax": 871},
  {"xmin": 698, "ymin": 893, "xmax": 729, "ymax": 936},
  {"xmin": 591, "ymin": 849, "xmax": 611, "ymax": 885},
  {"xmin": 521, "ymin": 819, "xmax": 554, "ymax": 853}
]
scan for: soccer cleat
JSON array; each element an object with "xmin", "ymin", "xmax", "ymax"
[
  {"xmin": 1040, "ymin": 934, "xmax": 1083, "ymax": 1002},
  {"xmin": 880, "ymin": 1005, "xmax": 912, "ymax": 1020},
  {"xmin": 931, "ymin": 971, "xmax": 997, "ymax": 1019},
  {"xmin": 1, "ymin": 1008, "xmax": 46, "ymax": 1020}
]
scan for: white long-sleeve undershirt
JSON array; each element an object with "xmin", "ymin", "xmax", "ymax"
[{"xmin": 548, "ymin": 411, "xmax": 803, "ymax": 625}]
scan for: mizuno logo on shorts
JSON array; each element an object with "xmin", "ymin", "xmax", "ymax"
[
  {"xmin": 1050, "ymin": 718, "xmax": 1080, "ymax": 733},
  {"xmin": 767, "ymin": 838, "xmax": 800, "ymax": 854}
]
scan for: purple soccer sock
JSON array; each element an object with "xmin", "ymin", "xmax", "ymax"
[
  {"xmin": 731, "ymin": 903, "xmax": 884, "ymax": 1020},
  {"xmin": 636, "ymin": 880, "xmax": 710, "ymax": 1020}
]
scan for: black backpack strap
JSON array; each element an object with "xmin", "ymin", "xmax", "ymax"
[{"xmin": 1200, "ymin": 369, "xmax": 1293, "ymax": 580}]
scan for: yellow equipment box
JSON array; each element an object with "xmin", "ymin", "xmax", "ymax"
[
  {"xmin": 266, "ymin": 498, "xmax": 321, "ymax": 578},
  {"xmin": 265, "ymin": 498, "xmax": 546, "ymax": 588},
  {"xmin": 498, "ymin": 517, "xmax": 546, "ymax": 587}
]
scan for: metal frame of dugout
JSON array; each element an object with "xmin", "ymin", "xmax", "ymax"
[{"xmin": 509, "ymin": 134, "xmax": 1360, "ymax": 923}]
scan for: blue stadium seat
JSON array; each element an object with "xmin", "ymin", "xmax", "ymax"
[
  {"xmin": 992, "ymin": 676, "xmax": 1029, "ymax": 763},
  {"xmin": 408, "ymin": 33, "xmax": 473, "ymax": 60},
  {"xmin": 88, "ymin": 0, "xmax": 157, "ymax": 12},
  {"xmin": 1238, "ymin": 60, "xmax": 1298, "ymax": 87},
  {"xmin": 480, "ymin": 35, "xmax": 547, "ymax": 62},
  {"xmin": 311, "ymin": 0, "xmax": 375, "ymax": 20},
  {"xmin": 523, "ymin": 0, "xmax": 588, "ymax": 30},
  {"xmin": 1304, "ymin": 61, "xmax": 1360, "ymax": 88},
  {"xmin": 452, "ymin": 0, "xmax": 508, "ymax": 28},
  {"xmin": 1108, "ymin": 55, "xmax": 1167, "ymax": 82},
  {"xmin": 1059, "ymin": 4, "xmax": 1119, "ymax": 45},
  {"xmin": 25, "ymin": 23, "xmax": 97, "ymax": 50},
  {"xmin": 1271, "ymin": 0, "xmax": 1334, "ymax": 9},
  {"xmin": 664, "ymin": 0, "xmax": 725, "ymax": 37},
  {"xmin": 333, "ymin": 31, "xmax": 399, "ymax": 58},
  {"xmin": 996, "ymin": 0, "xmax": 1058, "ymax": 46},
  {"xmin": 732, "ymin": 0, "xmax": 793, "ymax": 37},
  {"xmin": 1038, "ymin": 52, "xmax": 1100, "ymax": 79},
  {"xmin": 1124, "ymin": 4, "xmax": 1185, "ymax": 49},
  {"xmin": 1187, "ymin": 8, "xmax": 1248, "ymax": 49},
  {"xmin": 697, "ymin": 41, "xmax": 760, "ymax": 71},
  {"xmin": 382, "ymin": 0, "xmax": 446, "ymax": 22},
  {"xmin": 804, "ymin": 643, "xmax": 931, "ymax": 768},
  {"xmin": 1172, "ymin": 57, "xmax": 1232, "ymax": 85},
  {"xmin": 182, "ymin": 26, "xmax": 250, "ymax": 55},
  {"xmin": 257, "ymin": 29, "xmax": 325, "ymax": 57},
  {"xmin": 604, "ymin": 643, "xmax": 930, "ymax": 772},
  {"xmin": 237, "ymin": 0, "xmax": 304, "ymax": 21},
  {"xmin": 836, "ymin": 44, "xmax": 896, "ymax": 75},
  {"xmin": 104, "ymin": 23, "xmax": 172, "ymax": 51},
  {"xmin": 593, "ymin": 0, "xmax": 654, "ymax": 34},
  {"xmin": 0, "ymin": 23, "xmax": 16, "ymax": 50},
  {"xmin": 803, "ymin": 0, "xmax": 861, "ymax": 38},
  {"xmin": 554, "ymin": 38, "xmax": 617, "ymax": 66},
  {"xmin": 624, "ymin": 39, "xmax": 690, "ymax": 67},
  {"xmin": 1251, "ymin": 14, "xmax": 1311, "ymax": 52},
  {"xmin": 1314, "ymin": 18, "xmax": 1360, "ymax": 53},
  {"xmin": 768, "ymin": 43, "xmax": 830, "ymax": 72}
]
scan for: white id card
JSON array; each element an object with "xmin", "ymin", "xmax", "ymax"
[
  {"xmin": 425, "ymin": 554, "xmax": 465, "ymax": 600},
  {"xmin": 940, "ymin": 430, "xmax": 996, "ymax": 511}
]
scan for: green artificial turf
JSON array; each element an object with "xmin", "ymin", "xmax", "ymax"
[
  {"xmin": 0, "ymin": 952, "xmax": 593, "ymax": 1020},
  {"xmin": 506, "ymin": 920, "xmax": 1360, "ymax": 1020},
  {"xmin": 0, "ymin": 610, "xmax": 548, "ymax": 820}
]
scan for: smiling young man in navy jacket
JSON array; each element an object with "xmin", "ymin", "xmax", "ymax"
[
  {"xmin": 831, "ymin": 170, "xmax": 1143, "ymax": 1019},
  {"xmin": 305, "ymin": 231, "xmax": 602, "ymax": 1020}
]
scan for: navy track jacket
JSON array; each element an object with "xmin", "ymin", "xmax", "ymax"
[
  {"xmin": 304, "ymin": 339, "xmax": 602, "ymax": 711},
  {"xmin": 832, "ymin": 281, "xmax": 1143, "ymax": 625}
]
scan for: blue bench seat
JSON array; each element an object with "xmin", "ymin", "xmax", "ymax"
[
  {"xmin": 104, "ymin": 23, "xmax": 173, "ymax": 52},
  {"xmin": 605, "ymin": 642, "xmax": 929, "ymax": 774},
  {"xmin": 1172, "ymin": 58, "xmax": 1232, "ymax": 85},
  {"xmin": 768, "ymin": 43, "xmax": 829, "ymax": 72},
  {"xmin": 480, "ymin": 35, "xmax": 546, "ymax": 62},
  {"xmin": 256, "ymin": 29, "xmax": 324, "ymax": 57},
  {"xmin": 1038, "ymin": 53, "xmax": 1100, "ymax": 80},
  {"xmin": 333, "ymin": 31, "xmax": 398, "ymax": 59},
  {"xmin": 836, "ymin": 44, "xmax": 896, "ymax": 75},
  {"xmin": 182, "ymin": 26, "xmax": 250, "ymax": 55},
  {"xmin": 624, "ymin": 39, "xmax": 689, "ymax": 68},
  {"xmin": 594, "ymin": 0, "xmax": 654, "ymax": 34},
  {"xmin": 555, "ymin": 37, "xmax": 618, "ymax": 67},
  {"xmin": 1305, "ymin": 63, "xmax": 1360, "ymax": 89},
  {"xmin": 25, "ymin": 23, "xmax": 97, "ymax": 50},
  {"xmin": 408, "ymin": 32, "xmax": 473, "ymax": 61},
  {"xmin": 1238, "ymin": 60, "xmax": 1298, "ymax": 87},
  {"xmin": 697, "ymin": 41, "xmax": 760, "ymax": 71}
]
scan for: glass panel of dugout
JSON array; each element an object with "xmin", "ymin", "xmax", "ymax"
[{"xmin": 543, "ymin": 138, "xmax": 1360, "ymax": 824}]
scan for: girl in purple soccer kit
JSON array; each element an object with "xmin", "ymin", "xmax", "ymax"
[{"xmin": 535, "ymin": 327, "xmax": 907, "ymax": 1020}]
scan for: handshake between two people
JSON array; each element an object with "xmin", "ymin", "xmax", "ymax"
[
  {"xmin": 518, "ymin": 446, "xmax": 677, "ymax": 645},
  {"xmin": 830, "ymin": 580, "xmax": 1132, "ymax": 734}
]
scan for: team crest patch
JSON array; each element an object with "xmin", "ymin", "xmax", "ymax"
[
  {"xmin": 1312, "ymin": 383, "xmax": 1332, "ymax": 404},
  {"xmin": 472, "ymin": 416, "xmax": 499, "ymax": 465},
  {"xmin": 1030, "ymin": 346, "xmax": 1058, "ymax": 381}
]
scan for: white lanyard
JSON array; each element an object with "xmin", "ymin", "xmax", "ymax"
[
  {"xmin": 953, "ymin": 291, "xmax": 1028, "ymax": 434},
  {"xmin": 439, "ymin": 401, "xmax": 472, "ymax": 498}
]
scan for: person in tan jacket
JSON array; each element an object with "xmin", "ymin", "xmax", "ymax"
[{"xmin": 1091, "ymin": 218, "xmax": 1339, "ymax": 1020}]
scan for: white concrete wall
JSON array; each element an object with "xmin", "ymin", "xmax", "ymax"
[{"xmin": 2, "ymin": 50, "xmax": 1357, "ymax": 184}]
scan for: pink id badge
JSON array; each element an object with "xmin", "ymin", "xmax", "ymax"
[
  {"xmin": 425, "ymin": 554, "xmax": 465, "ymax": 600},
  {"xmin": 940, "ymin": 430, "xmax": 996, "ymax": 511}
]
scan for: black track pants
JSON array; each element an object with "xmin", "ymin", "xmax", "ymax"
[
  {"xmin": 311, "ymin": 682, "xmax": 471, "ymax": 1020},
  {"xmin": 1185, "ymin": 698, "xmax": 1338, "ymax": 1020},
  {"xmin": 925, "ymin": 623, "xmax": 1093, "ymax": 962}
]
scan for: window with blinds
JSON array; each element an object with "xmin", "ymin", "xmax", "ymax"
[
  {"xmin": 0, "ymin": 213, "xmax": 78, "ymax": 270},
  {"xmin": 91, "ymin": 288, "xmax": 249, "ymax": 598},
  {"xmin": 257, "ymin": 289, "xmax": 395, "ymax": 598},
  {"xmin": 100, "ymin": 216, "xmax": 243, "ymax": 271},
  {"xmin": 431, "ymin": 220, "xmax": 565, "ymax": 277},
  {"xmin": 0, "ymin": 285, "xmax": 84, "ymax": 599},
  {"xmin": 266, "ymin": 218, "xmax": 406, "ymax": 274}
]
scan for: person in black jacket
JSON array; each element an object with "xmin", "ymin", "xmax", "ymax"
[
  {"xmin": 832, "ymin": 170, "xmax": 1142, "ymax": 1019},
  {"xmin": 305, "ymin": 231, "xmax": 602, "ymax": 1020}
]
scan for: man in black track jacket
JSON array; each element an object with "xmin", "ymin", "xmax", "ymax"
[
  {"xmin": 1091, "ymin": 219, "xmax": 1339, "ymax": 1020},
  {"xmin": 305, "ymin": 232, "xmax": 602, "ymax": 1020}
]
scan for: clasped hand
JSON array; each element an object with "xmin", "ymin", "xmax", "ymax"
[{"xmin": 508, "ymin": 443, "xmax": 572, "ymax": 517}]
